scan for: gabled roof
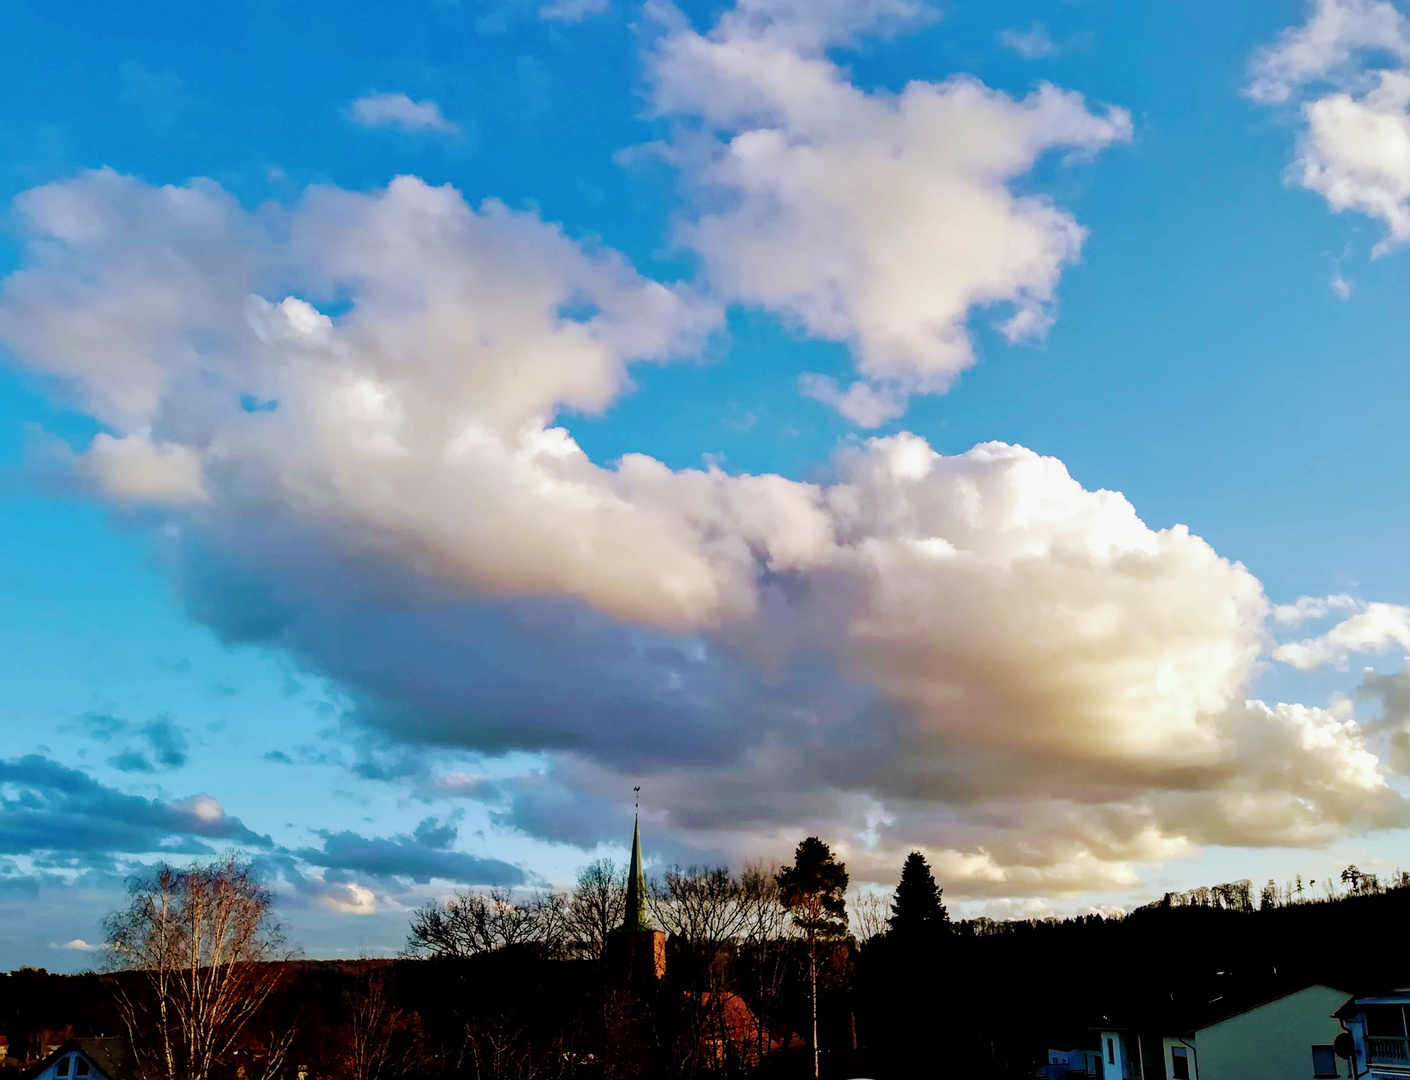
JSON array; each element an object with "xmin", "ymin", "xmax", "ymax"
[
  {"xmin": 1095, "ymin": 981, "xmax": 1351, "ymax": 1037},
  {"xmin": 25, "ymin": 1038, "xmax": 136, "ymax": 1080}
]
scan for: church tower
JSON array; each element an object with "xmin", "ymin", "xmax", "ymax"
[{"xmin": 604, "ymin": 789, "xmax": 666, "ymax": 984}]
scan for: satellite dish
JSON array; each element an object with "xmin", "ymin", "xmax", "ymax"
[{"xmin": 1334, "ymin": 1032, "xmax": 1355, "ymax": 1059}]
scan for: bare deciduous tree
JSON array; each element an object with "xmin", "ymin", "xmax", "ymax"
[
  {"xmin": 103, "ymin": 857, "xmax": 294, "ymax": 1080},
  {"xmin": 460, "ymin": 1013, "xmax": 546, "ymax": 1080},
  {"xmin": 847, "ymin": 890, "xmax": 889, "ymax": 943},
  {"xmin": 649, "ymin": 867, "xmax": 749, "ymax": 947},
  {"xmin": 647, "ymin": 866, "xmax": 761, "ymax": 1077},
  {"xmin": 343, "ymin": 967, "xmax": 422, "ymax": 1080},
  {"xmin": 407, "ymin": 888, "xmax": 569, "ymax": 959},
  {"xmin": 563, "ymin": 860, "xmax": 625, "ymax": 960},
  {"xmin": 737, "ymin": 863, "xmax": 795, "ymax": 1071}
]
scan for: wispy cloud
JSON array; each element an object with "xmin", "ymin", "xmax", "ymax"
[
  {"xmin": 539, "ymin": 0, "xmax": 608, "ymax": 22},
  {"xmin": 1274, "ymin": 599, "xmax": 1410, "ymax": 671},
  {"xmin": 119, "ymin": 62, "xmax": 184, "ymax": 128},
  {"xmin": 798, "ymin": 374, "xmax": 906, "ymax": 428},
  {"xmin": 0, "ymin": 755, "xmax": 272, "ymax": 854},
  {"xmin": 296, "ymin": 818, "xmax": 523, "ymax": 887},
  {"xmin": 999, "ymin": 23, "xmax": 1059, "ymax": 59},
  {"xmin": 350, "ymin": 93, "xmax": 458, "ymax": 134}
]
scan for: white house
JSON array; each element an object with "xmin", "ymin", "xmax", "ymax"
[
  {"xmin": 27, "ymin": 1038, "xmax": 135, "ymax": 1080},
  {"xmin": 1333, "ymin": 988, "xmax": 1410, "ymax": 1078},
  {"xmin": 1096, "ymin": 983, "xmax": 1350, "ymax": 1080}
]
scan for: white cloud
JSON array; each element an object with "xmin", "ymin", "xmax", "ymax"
[
  {"xmin": 172, "ymin": 793, "xmax": 228, "ymax": 823},
  {"xmin": 1274, "ymin": 600, "xmax": 1410, "ymax": 669},
  {"xmin": 1250, "ymin": 0, "xmax": 1410, "ymax": 248},
  {"xmin": 307, "ymin": 879, "xmax": 379, "ymax": 915},
  {"xmin": 1247, "ymin": 0, "xmax": 1410, "ymax": 105},
  {"xmin": 979, "ymin": 897, "xmax": 1053, "ymax": 920},
  {"xmin": 84, "ymin": 433, "xmax": 207, "ymax": 504},
  {"xmin": 50, "ymin": 938, "xmax": 102, "ymax": 951},
  {"xmin": 350, "ymin": 93, "xmax": 459, "ymax": 134},
  {"xmin": 999, "ymin": 23, "xmax": 1058, "ymax": 60},
  {"xmin": 798, "ymin": 373, "xmax": 906, "ymax": 427},
  {"xmin": 0, "ymin": 168, "xmax": 1402, "ymax": 901},
  {"xmin": 647, "ymin": 0, "xmax": 1130, "ymax": 422},
  {"xmin": 1332, "ymin": 271, "xmax": 1354, "ymax": 296},
  {"xmin": 1272, "ymin": 592, "xmax": 1360, "ymax": 624}
]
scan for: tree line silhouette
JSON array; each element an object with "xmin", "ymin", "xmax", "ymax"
[{"xmin": 3, "ymin": 850, "xmax": 1409, "ymax": 1079}]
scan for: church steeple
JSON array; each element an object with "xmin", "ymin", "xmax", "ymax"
[
  {"xmin": 623, "ymin": 786, "xmax": 650, "ymax": 931},
  {"xmin": 604, "ymin": 786, "xmax": 665, "ymax": 984}
]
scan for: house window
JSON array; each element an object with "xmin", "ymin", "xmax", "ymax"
[
  {"xmin": 1107, "ymin": 1038, "xmax": 1115, "ymax": 1065},
  {"xmin": 56, "ymin": 1058, "xmax": 70, "ymax": 1077},
  {"xmin": 75, "ymin": 1060, "xmax": 90, "ymax": 1077},
  {"xmin": 1171, "ymin": 1046, "xmax": 1191, "ymax": 1080},
  {"xmin": 1312, "ymin": 1044, "xmax": 1338, "ymax": 1078},
  {"xmin": 1365, "ymin": 1004, "xmax": 1407, "ymax": 1037}
]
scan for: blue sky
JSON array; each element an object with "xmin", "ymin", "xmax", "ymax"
[{"xmin": 6, "ymin": 0, "xmax": 1410, "ymax": 968}]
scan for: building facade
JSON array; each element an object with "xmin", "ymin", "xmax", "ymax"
[
  {"xmin": 1334, "ymin": 989, "xmax": 1410, "ymax": 1079},
  {"xmin": 1098, "ymin": 983, "xmax": 1350, "ymax": 1080}
]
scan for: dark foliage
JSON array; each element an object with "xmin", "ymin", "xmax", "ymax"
[
  {"xmin": 885, "ymin": 852, "xmax": 949, "ymax": 943},
  {"xmin": 775, "ymin": 840, "xmax": 847, "ymax": 942},
  {"xmin": 858, "ymin": 882, "xmax": 1410, "ymax": 1075},
  {"xmin": 776, "ymin": 839, "xmax": 848, "ymax": 1080}
]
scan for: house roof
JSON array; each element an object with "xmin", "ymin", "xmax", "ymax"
[
  {"xmin": 1332, "ymin": 988, "xmax": 1410, "ymax": 1020},
  {"xmin": 25, "ymin": 1038, "xmax": 136, "ymax": 1080},
  {"xmin": 1094, "ymin": 981, "xmax": 1351, "ymax": 1037}
]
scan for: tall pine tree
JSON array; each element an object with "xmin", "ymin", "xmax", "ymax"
[
  {"xmin": 887, "ymin": 850, "xmax": 950, "ymax": 941},
  {"xmin": 778, "ymin": 837, "xmax": 849, "ymax": 1080}
]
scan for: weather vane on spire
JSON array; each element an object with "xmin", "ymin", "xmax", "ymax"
[{"xmin": 634, "ymin": 785, "xmax": 640, "ymax": 810}]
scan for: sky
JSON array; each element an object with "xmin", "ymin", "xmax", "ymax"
[{"xmin": 4, "ymin": 0, "xmax": 1410, "ymax": 969}]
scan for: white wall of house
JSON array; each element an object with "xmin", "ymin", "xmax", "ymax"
[
  {"xmin": 1100, "ymin": 1031, "xmax": 1128, "ymax": 1080},
  {"xmin": 1185, "ymin": 985, "xmax": 1349, "ymax": 1080}
]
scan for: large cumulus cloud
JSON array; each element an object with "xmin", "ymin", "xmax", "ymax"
[{"xmin": 0, "ymin": 168, "xmax": 1404, "ymax": 896}]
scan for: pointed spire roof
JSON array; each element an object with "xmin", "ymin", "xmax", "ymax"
[{"xmin": 623, "ymin": 787, "xmax": 651, "ymax": 932}]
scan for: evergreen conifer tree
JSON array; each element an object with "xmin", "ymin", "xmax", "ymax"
[
  {"xmin": 887, "ymin": 851, "xmax": 950, "ymax": 940},
  {"xmin": 778, "ymin": 837, "xmax": 849, "ymax": 1080}
]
